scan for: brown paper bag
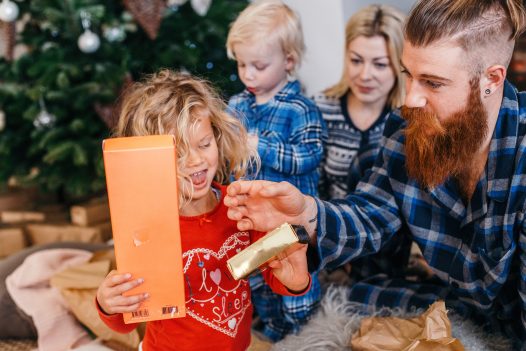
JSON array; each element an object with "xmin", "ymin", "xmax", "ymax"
[
  {"xmin": 350, "ymin": 301, "xmax": 464, "ymax": 351},
  {"xmin": 50, "ymin": 250, "xmax": 141, "ymax": 350}
]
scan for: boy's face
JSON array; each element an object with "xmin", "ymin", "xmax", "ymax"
[
  {"xmin": 180, "ymin": 110, "xmax": 219, "ymax": 212},
  {"xmin": 233, "ymin": 40, "xmax": 294, "ymax": 104}
]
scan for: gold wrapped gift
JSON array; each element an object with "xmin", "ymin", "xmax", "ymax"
[{"xmin": 226, "ymin": 223, "xmax": 309, "ymax": 280}]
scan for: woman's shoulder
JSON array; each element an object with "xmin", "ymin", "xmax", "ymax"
[{"xmin": 312, "ymin": 92, "xmax": 340, "ymax": 106}]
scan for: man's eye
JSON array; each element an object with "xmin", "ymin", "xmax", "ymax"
[{"xmin": 426, "ymin": 80, "xmax": 443, "ymax": 89}]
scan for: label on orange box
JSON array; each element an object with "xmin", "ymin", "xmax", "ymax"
[{"xmin": 103, "ymin": 135, "xmax": 186, "ymax": 323}]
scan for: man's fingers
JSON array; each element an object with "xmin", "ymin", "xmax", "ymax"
[{"xmin": 237, "ymin": 218, "xmax": 254, "ymax": 231}]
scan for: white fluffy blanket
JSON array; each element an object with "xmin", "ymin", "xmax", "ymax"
[{"xmin": 272, "ymin": 285, "xmax": 512, "ymax": 351}]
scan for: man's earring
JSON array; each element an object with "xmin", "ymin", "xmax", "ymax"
[{"xmin": 485, "ymin": 88, "xmax": 491, "ymax": 95}]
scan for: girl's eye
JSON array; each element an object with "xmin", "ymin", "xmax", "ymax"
[
  {"xmin": 374, "ymin": 62, "xmax": 389, "ymax": 69},
  {"xmin": 200, "ymin": 142, "xmax": 211, "ymax": 149}
]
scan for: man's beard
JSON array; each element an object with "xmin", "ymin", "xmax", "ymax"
[{"xmin": 401, "ymin": 79, "xmax": 488, "ymax": 191}]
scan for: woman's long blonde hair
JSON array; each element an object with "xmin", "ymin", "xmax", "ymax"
[
  {"xmin": 325, "ymin": 4, "xmax": 406, "ymax": 108},
  {"xmin": 115, "ymin": 69, "xmax": 258, "ymax": 207}
]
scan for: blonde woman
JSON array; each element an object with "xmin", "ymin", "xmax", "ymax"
[
  {"xmin": 315, "ymin": 4, "xmax": 415, "ymax": 286},
  {"xmin": 316, "ymin": 4, "xmax": 405, "ymax": 200}
]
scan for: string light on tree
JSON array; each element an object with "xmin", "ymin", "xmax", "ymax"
[
  {"xmin": 77, "ymin": 10, "xmax": 100, "ymax": 53},
  {"xmin": 0, "ymin": 110, "xmax": 5, "ymax": 131},
  {"xmin": 33, "ymin": 97, "xmax": 56, "ymax": 129},
  {"xmin": 103, "ymin": 25, "xmax": 126, "ymax": 42},
  {"xmin": 0, "ymin": 0, "xmax": 19, "ymax": 22}
]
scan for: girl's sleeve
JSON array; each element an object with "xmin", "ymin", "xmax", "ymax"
[
  {"xmin": 95, "ymin": 298, "xmax": 139, "ymax": 334},
  {"xmin": 250, "ymin": 230, "xmax": 312, "ymax": 296}
]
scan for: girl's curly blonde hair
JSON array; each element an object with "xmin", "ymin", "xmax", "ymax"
[{"xmin": 115, "ymin": 69, "xmax": 258, "ymax": 207}]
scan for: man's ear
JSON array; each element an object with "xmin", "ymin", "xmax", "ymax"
[{"xmin": 482, "ymin": 65, "xmax": 506, "ymax": 96}]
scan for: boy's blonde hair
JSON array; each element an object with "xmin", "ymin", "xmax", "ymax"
[
  {"xmin": 226, "ymin": 0, "xmax": 305, "ymax": 75},
  {"xmin": 115, "ymin": 69, "xmax": 257, "ymax": 207},
  {"xmin": 324, "ymin": 4, "xmax": 406, "ymax": 109}
]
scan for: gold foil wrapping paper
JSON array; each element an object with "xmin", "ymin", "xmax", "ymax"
[{"xmin": 226, "ymin": 223, "xmax": 309, "ymax": 280}]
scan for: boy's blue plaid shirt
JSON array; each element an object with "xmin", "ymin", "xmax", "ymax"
[
  {"xmin": 228, "ymin": 80, "xmax": 326, "ymax": 196},
  {"xmin": 312, "ymin": 80, "xmax": 526, "ymax": 346}
]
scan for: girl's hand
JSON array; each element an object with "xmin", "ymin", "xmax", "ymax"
[
  {"xmin": 268, "ymin": 244, "xmax": 310, "ymax": 293},
  {"xmin": 96, "ymin": 270, "xmax": 149, "ymax": 315}
]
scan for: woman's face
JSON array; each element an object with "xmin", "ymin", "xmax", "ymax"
[{"xmin": 346, "ymin": 35, "xmax": 396, "ymax": 106}]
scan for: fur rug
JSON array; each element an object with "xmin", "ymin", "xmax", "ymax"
[{"xmin": 271, "ymin": 285, "xmax": 513, "ymax": 351}]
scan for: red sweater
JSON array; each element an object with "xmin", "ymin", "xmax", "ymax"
[{"xmin": 98, "ymin": 184, "xmax": 308, "ymax": 351}]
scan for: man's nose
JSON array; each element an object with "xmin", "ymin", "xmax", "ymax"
[{"xmin": 404, "ymin": 81, "xmax": 426, "ymax": 108}]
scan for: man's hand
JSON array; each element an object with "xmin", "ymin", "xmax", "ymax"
[{"xmin": 224, "ymin": 180, "xmax": 317, "ymax": 234}]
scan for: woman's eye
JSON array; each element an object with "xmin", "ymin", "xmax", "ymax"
[
  {"xmin": 350, "ymin": 58, "xmax": 361, "ymax": 65},
  {"xmin": 374, "ymin": 62, "xmax": 389, "ymax": 69}
]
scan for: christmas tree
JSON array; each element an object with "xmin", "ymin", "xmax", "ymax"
[{"xmin": 0, "ymin": 0, "xmax": 246, "ymax": 200}]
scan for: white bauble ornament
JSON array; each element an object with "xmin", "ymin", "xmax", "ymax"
[
  {"xmin": 0, "ymin": 0, "xmax": 19, "ymax": 22},
  {"xmin": 33, "ymin": 110, "xmax": 56, "ymax": 129},
  {"xmin": 191, "ymin": 0, "xmax": 211, "ymax": 16},
  {"xmin": 0, "ymin": 110, "xmax": 5, "ymax": 131},
  {"xmin": 78, "ymin": 29, "xmax": 100, "ymax": 53}
]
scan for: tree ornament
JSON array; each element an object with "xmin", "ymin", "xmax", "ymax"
[
  {"xmin": 191, "ymin": 0, "xmax": 212, "ymax": 17},
  {"xmin": 167, "ymin": 0, "xmax": 188, "ymax": 6},
  {"xmin": 103, "ymin": 25, "xmax": 126, "ymax": 42},
  {"xmin": 0, "ymin": 0, "xmax": 19, "ymax": 23},
  {"xmin": 0, "ymin": 20, "xmax": 15, "ymax": 60},
  {"xmin": 123, "ymin": 0, "xmax": 165, "ymax": 40},
  {"xmin": 78, "ymin": 10, "xmax": 100, "ymax": 53},
  {"xmin": 34, "ymin": 98, "xmax": 56, "ymax": 129},
  {"xmin": 0, "ymin": 110, "xmax": 5, "ymax": 131}
]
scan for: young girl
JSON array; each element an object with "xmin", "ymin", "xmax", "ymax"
[{"xmin": 95, "ymin": 70, "xmax": 311, "ymax": 351}]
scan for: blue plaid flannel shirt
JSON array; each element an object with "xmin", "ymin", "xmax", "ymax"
[
  {"xmin": 229, "ymin": 80, "xmax": 324, "ymax": 341},
  {"xmin": 228, "ymin": 80, "xmax": 326, "ymax": 196},
  {"xmin": 312, "ymin": 80, "xmax": 526, "ymax": 348}
]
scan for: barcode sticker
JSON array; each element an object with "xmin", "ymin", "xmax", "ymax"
[
  {"xmin": 162, "ymin": 306, "xmax": 178, "ymax": 317},
  {"xmin": 132, "ymin": 309, "xmax": 150, "ymax": 318}
]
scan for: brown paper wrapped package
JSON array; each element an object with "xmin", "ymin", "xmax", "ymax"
[
  {"xmin": 50, "ymin": 249, "xmax": 142, "ymax": 350},
  {"xmin": 350, "ymin": 300, "xmax": 464, "ymax": 351}
]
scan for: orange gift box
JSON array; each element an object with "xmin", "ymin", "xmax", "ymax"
[{"xmin": 103, "ymin": 135, "xmax": 186, "ymax": 323}]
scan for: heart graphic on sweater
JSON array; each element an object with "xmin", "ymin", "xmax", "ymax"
[
  {"xmin": 210, "ymin": 269, "xmax": 221, "ymax": 285},
  {"xmin": 182, "ymin": 232, "xmax": 252, "ymax": 338}
]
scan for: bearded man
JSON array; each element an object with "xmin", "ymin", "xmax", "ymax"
[{"xmin": 223, "ymin": 0, "xmax": 526, "ymax": 348}]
